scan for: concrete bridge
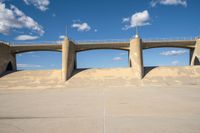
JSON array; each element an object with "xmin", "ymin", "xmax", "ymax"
[{"xmin": 0, "ymin": 36, "xmax": 200, "ymax": 81}]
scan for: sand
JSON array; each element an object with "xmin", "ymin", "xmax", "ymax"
[{"xmin": 0, "ymin": 67, "xmax": 200, "ymax": 133}]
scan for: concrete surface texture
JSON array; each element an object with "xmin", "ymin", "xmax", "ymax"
[{"xmin": 0, "ymin": 67, "xmax": 200, "ymax": 133}]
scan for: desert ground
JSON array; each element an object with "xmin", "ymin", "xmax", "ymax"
[{"xmin": 0, "ymin": 66, "xmax": 200, "ymax": 133}]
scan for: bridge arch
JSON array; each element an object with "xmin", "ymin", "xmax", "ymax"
[
  {"xmin": 76, "ymin": 48, "xmax": 129, "ymax": 53},
  {"xmin": 14, "ymin": 49, "xmax": 61, "ymax": 54},
  {"xmin": 142, "ymin": 40, "xmax": 196, "ymax": 50},
  {"xmin": 143, "ymin": 46, "xmax": 193, "ymax": 50},
  {"xmin": 10, "ymin": 44, "xmax": 62, "ymax": 55},
  {"xmin": 6, "ymin": 61, "xmax": 14, "ymax": 71}
]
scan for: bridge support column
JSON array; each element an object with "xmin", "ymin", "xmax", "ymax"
[
  {"xmin": 191, "ymin": 39, "xmax": 200, "ymax": 65},
  {"xmin": 62, "ymin": 37, "xmax": 76, "ymax": 81},
  {"xmin": 129, "ymin": 36, "xmax": 144, "ymax": 79},
  {"xmin": 0, "ymin": 43, "xmax": 16, "ymax": 76}
]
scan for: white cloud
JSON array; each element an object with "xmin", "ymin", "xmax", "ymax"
[
  {"xmin": 160, "ymin": 50, "xmax": 187, "ymax": 56},
  {"xmin": 0, "ymin": 3, "xmax": 44, "ymax": 35},
  {"xmin": 122, "ymin": 10, "xmax": 150, "ymax": 30},
  {"xmin": 17, "ymin": 63, "xmax": 42, "ymax": 68},
  {"xmin": 151, "ymin": 0, "xmax": 187, "ymax": 7},
  {"xmin": 15, "ymin": 35, "xmax": 39, "ymax": 40},
  {"xmin": 23, "ymin": 0, "xmax": 50, "ymax": 11},
  {"xmin": 71, "ymin": 22, "xmax": 91, "ymax": 32},
  {"xmin": 131, "ymin": 10, "xmax": 150, "ymax": 27},
  {"xmin": 59, "ymin": 35, "xmax": 65, "ymax": 39},
  {"xmin": 122, "ymin": 17, "xmax": 130, "ymax": 23},
  {"xmin": 113, "ymin": 57, "xmax": 124, "ymax": 61},
  {"xmin": 171, "ymin": 60, "xmax": 179, "ymax": 65}
]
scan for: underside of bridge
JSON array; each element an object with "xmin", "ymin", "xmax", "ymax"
[{"xmin": 0, "ymin": 37, "xmax": 200, "ymax": 81}]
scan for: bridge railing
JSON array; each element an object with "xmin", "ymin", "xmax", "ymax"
[
  {"xmin": 9, "ymin": 41, "xmax": 63, "ymax": 46},
  {"xmin": 142, "ymin": 37, "xmax": 197, "ymax": 42},
  {"xmin": 76, "ymin": 37, "xmax": 197, "ymax": 44},
  {"xmin": 76, "ymin": 39, "xmax": 130, "ymax": 44}
]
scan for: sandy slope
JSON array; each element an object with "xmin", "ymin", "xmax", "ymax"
[{"xmin": 0, "ymin": 66, "xmax": 200, "ymax": 89}]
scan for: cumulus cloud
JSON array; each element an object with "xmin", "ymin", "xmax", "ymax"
[
  {"xmin": 122, "ymin": 10, "xmax": 150, "ymax": 30},
  {"xmin": 15, "ymin": 35, "xmax": 39, "ymax": 40},
  {"xmin": 0, "ymin": 3, "xmax": 44, "ymax": 35},
  {"xmin": 160, "ymin": 50, "xmax": 187, "ymax": 56},
  {"xmin": 151, "ymin": 0, "xmax": 187, "ymax": 7},
  {"xmin": 17, "ymin": 63, "xmax": 42, "ymax": 68},
  {"xmin": 113, "ymin": 57, "xmax": 124, "ymax": 61},
  {"xmin": 23, "ymin": 0, "xmax": 50, "ymax": 11},
  {"xmin": 71, "ymin": 22, "xmax": 91, "ymax": 32}
]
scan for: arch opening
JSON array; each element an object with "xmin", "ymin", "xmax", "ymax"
[
  {"xmin": 16, "ymin": 51, "xmax": 61, "ymax": 70},
  {"xmin": 76, "ymin": 49, "xmax": 129, "ymax": 69},
  {"xmin": 194, "ymin": 56, "xmax": 200, "ymax": 65},
  {"xmin": 6, "ymin": 62, "xmax": 13, "ymax": 71},
  {"xmin": 143, "ymin": 47, "xmax": 190, "ymax": 67}
]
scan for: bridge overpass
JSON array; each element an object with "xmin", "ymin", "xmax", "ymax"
[
  {"xmin": 10, "ymin": 40, "xmax": 196, "ymax": 54},
  {"xmin": 0, "ymin": 36, "xmax": 200, "ymax": 81}
]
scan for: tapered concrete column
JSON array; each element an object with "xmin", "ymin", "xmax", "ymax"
[
  {"xmin": 191, "ymin": 39, "xmax": 200, "ymax": 65},
  {"xmin": 129, "ymin": 36, "xmax": 144, "ymax": 79},
  {"xmin": 62, "ymin": 38, "xmax": 69, "ymax": 81},
  {"xmin": 62, "ymin": 37, "xmax": 76, "ymax": 81}
]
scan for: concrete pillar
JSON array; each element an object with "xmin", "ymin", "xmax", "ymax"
[
  {"xmin": 0, "ymin": 43, "xmax": 16, "ymax": 77},
  {"xmin": 191, "ymin": 39, "xmax": 200, "ymax": 66},
  {"xmin": 62, "ymin": 37, "xmax": 76, "ymax": 81},
  {"xmin": 129, "ymin": 36, "xmax": 144, "ymax": 79},
  {"xmin": 62, "ymin": 38, "xmax": 69, "ymax": 81}
]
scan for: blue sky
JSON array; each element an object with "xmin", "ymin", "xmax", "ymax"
[{"xmin": 0, "ymin": 0, "xmax": 199, "ymax": 69}]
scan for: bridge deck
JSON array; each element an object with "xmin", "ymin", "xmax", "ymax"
[{"xmin": 9, "ymin": 40, "xmax": 196, "ymax": 54}]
